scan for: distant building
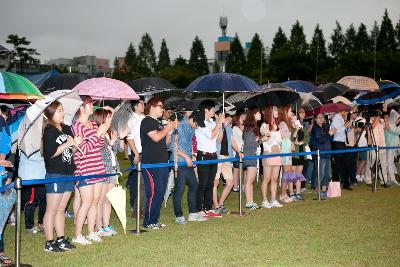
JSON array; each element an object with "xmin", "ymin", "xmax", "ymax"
[{"xmin": 48, "ymin": 55, "xmax": 112, "ymax": 76}]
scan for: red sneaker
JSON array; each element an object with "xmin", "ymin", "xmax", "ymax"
[{"xmin": 205, "ymin": 210, "xmax": 222, "ymax": 218}]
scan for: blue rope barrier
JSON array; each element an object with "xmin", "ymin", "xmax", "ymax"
[{"xmin": 4, "ymin": 146, "xmax": 399, "ymax": 188}]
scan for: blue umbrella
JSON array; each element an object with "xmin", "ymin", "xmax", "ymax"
[
  {"xmin": 186, "ymin": 73, "xmax": 260, "ymax": 112},
  {"xmin": 356, "ymin": 80, "xmax": 400, "ymax": 105},
  {"xmin": 282, "ymin": 80, "xmax": 318, "ymax": 93}
]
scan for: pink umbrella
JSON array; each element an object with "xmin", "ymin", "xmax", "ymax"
[
  {"xmin": 73, "ymin": 77, "xmax": 140, "ymax": 100},
  {"xmin": 306, "ymin": 103, "xmax": 350, "ymax": 117}
]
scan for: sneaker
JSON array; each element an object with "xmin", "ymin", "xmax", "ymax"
[
  {"xmin": 261, "ymin": 200, "xmax": 272, "ymax": 209},
  {"xmin": 64, "ymin": 211, "xmax": 74, "ymax": 218},
  {"xmin": 8, "ymin": 212, "xmax": 15, "ymax": 226},
  {"xmin": 175, "ymin": 216, "xmax": 187, "ymax": 225},
  {"xmin": 155, "ymin": 223, "xmax": 167, "ymax": 228},
  {"xmin": 44, "ymin": 241, "xmax": 64, "ymax": 253},
  {"xmin": 87, "ymin": 232, "xmax": 102, "ymax": 242},
  {"xmin": 26, "ymin": 226, "xmax": 40, "ymax": 234},
  {"xmin": 188, "ymin": 212, "xmax": 208, "ymax": 222},
  {"xmin": 72, "ymin": 235, "xmax": 92, "ymax": 245},
  {"xmin": 56, "ymin": 237, "xmax": 76, "ymax": 251},
  {"xmin": 392, "ymin": 180, "xmax": 400, "ymax": 187},
  {"xmin": 199, "ymin": 211, "xmax": 208, "ymax": 218},
  {"xmin": 145, "ymin": 224, "xmax": 160, "ymax": 230},
  {"xmin": 289, "ymin": 193, "xmax": 299, "ymax": 202},
  {"xmin": 205, "ymin": 210, "xmax": 223, "ymax": 218},
  {"xmin": 270, "ymin": 200, "xmax": 283, "ymax": 208},
  {"xmin": 295, "ymin": 193, "xmax": 305, "ymax": 201},
  {"xmin": 232, "ymin": 187, "xmax": 239, "ymax": 192},
  {"xmin": 280, "ymin": 195, "xmax": 293, "ymax": 203},
  {"xmin": 245, "ymin": 203, "xmax": 261, "ymax": 210},
  {"xmin": 300, "ymin": 188, "xmax": 308, "ymax": 193},
  {"xmin": 215, "ymin": 205, "xmax": 228, "ymax": 214},
  {"xmin": 96, "ymin": 228, "xmax": 112, "ymax": 237},
  {"xmin": 104, "ymin": 226, "xmax": 117, "ymax": 236}
]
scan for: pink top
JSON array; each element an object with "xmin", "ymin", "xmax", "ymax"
[{"xmin": 73, "ymin": 121, "xmax": 106, "ymax": 183}]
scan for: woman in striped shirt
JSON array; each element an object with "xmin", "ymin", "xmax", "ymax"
[{"xmin": 72, "ymin": 96, "xmax": 110, "ymax": 245}]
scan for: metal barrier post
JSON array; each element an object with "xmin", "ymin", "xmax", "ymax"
[
  {"xmin": 317, "ymin": 150, "xmax": 321, "ymax": 201},
  {"xmin": 373, "ymin": 146, "xmax": 379, "ymax": 192},
  {"xmin": 14, "ymin": 177, "xmax": 22, "ymax": 267},
  {"xmin": 129, "ymin": 161, "xmax": 146, "ymax": 234}
]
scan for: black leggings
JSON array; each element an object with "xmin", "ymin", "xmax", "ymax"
[{"xmin": 196, "ymin": 152, "xmax": 217, "ymax": 212}]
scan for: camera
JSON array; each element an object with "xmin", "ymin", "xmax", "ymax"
[{"xmin": 352, "ymin": 119, "xmax": 365, "ymax": 128}]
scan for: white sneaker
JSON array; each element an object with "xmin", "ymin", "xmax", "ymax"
[
  {"xmin": 270, "ymin": 200, "xmax": 283, "ymax": 208},
  {"xmin": 87, "ymin": 232, "xmax": 102, "ymax": 242},
  {"xmin": 261, "ymin": 200, "xmax": 272, "ymax": 209},
  {"xmin": 188, "ymin": 212, "xmax": 208, "ymax": 222},
  {"xmin": 356, "ymin": 175, "xmax": 361, "ymax": 182},
  {"xmin": 96, "ymin": 228, "xmax": 112, "ymax": 237},
  {"xmin": 72, "ymin": 235, "xmax": 92, "ymax": 245}
]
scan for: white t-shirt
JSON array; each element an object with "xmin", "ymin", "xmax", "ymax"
[
  {"xmin": 195, "ymin": 119, "xmax": 217, "ymax": 153},
  {"xmin": 260, "ymin": 122, "xmax": 282, "ymax": 153},
  {"xmin": 232, "ymin": 126, "xmax": 243, "ymax": 152},
  {"xmin": 127, "ymin": 112, "xmax": 145, "ymax": 154}
]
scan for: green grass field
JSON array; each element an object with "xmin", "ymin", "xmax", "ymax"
[{"xmin": 3, "ymin": 157, "xmax": 400, "ymax": 266}]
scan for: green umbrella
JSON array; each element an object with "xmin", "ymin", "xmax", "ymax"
[{"xmin": 0, "ymin": 71, "xmax": 44, "ymax": 100}]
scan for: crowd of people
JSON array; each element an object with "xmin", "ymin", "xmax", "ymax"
[{"xmin": 0, "ymin": 95, "xmax": 399, "ymax": 264}]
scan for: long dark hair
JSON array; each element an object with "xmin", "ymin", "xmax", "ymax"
[
  {"xmin": 43, "ymin": 101, "xmax": 63, "ymax": 129},
  {"xmin": 262, "ymin": 106, "xmax": 278, "ymax": 131},
  {"xmin": 279, "ymin": 106, "xmax": 292, "ymax": 127},
  {"xmin": 243, "ymin": 107, "xmax": 260, "ymax": 137}
]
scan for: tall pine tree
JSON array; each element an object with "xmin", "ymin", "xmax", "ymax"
[
  {"xmin": 225, "ymin": 34, "xmax": 246, "ymax": 74},
  {"xmin": 157, "ymin": 38, "xmax": 170, "ymax": 72},
  {"xmin": 125, "ymin": 42, "xmax": 137, "ymax": 73},
  {"xmin": 188, "ymin": 36, "xmax": 209, "ymax": 76},
  {"xmin": 270, "ymin": 27, "xmax": 288, "ymax": 57},
  {"xmin": 137, "ymin": 33, "xmax": 157, "ymax": 76},
  {"xmin": 369, "ymin": 21, "xmax": 380, "ymax": 52},
  {"xmin": 396, "ymin": 19, "xmax": 400, "ymax": 50},
  {"xmin": 328, "ymin": 21, "xmax": 345, "ymax": 65},
  {"xmin": 344, "ymin": 24, "xmax": 357, "ymax": 53},
  {"xmin": 310, "ymin": 24, "xmax": 327, "ymax": 82},
  {"xmin": 377, "ymin": 9, "xmax": 396, "ymax": 51},
  {"xmin": 246, "ymin": 33, "xmax": 266, "ymax": 78},
  {"xmin": 355, "ymin": 23, "xmax": 370, "ymax": 52},
  {"xmin": 288, "ymin": 21, "xmax": 308, "ymax": 54}
]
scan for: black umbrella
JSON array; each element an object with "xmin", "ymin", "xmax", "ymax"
[
  {"xmin": 175, "ymin": 98, "xmax": 215, "ymax": 112},
  {"xmin": 40, "ymin": 73, "xmax": 90, "ymax": 94},
  {"xmin": 0, "ymin": 45, "xmax": 10, "ymax": 56},
  {"xmin": 164, "ymin": 97, "xmax": 185, "ymax": 110},
  {"xmin": 316, "ymin": 83, "xmax": 350, "ymax": 102},
  {"xmin": 128, "ymin": 77, "xmax": 176, "ymax": 94},
  {"xmin": 243, "ymin": 88, "xmax": 300, "ymax": 108}
]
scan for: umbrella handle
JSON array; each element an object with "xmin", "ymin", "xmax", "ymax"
[{"xmin": 74, "ymin": 145, "xmax": 85, "ymax": 159}]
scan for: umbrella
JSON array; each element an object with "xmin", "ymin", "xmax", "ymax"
[
  {"xmin": 111, "ymin": 101, "xmax": 132, "ymax": 133},
  {"xmin": 317, "ymin": 83, "xmax": 350, "ymax": 102},
  {"xmin": 19, "ymin": 90, "xmax": 84, "ymax": 158},
  {"xmin": 175, "ymin": 98, "xmax": 215, "ymax": 112},
  {"xmin": 0, "ymin": 71, "xmax": 44, "ymax": 100},
  {"xmin": 73, "ymin": 77, "xmax": 140, "ymax": 100},
  {"xmin": 185, "ymin": 72, "xmax": 260, "ymax": 111},
  {"xmin": 309, "ymin": 103, "xmax": 350, "ymax": 116},
  {"xmin": 355, "ymin": 90, "xmax": 393, "ymax": 105},
  {"xmin": 40, "ymin": 73, "xmax": 90, "ymax": 94},
  {"xmin": 242, "ymin": 87, "xmax": 300, "ymax": 108},
  {"xmin": 0, "ymin": 45, "xmax": 10, "ymax": 56},
  {"xmin": 106, "ymin": 185, "xmax": 127, "ymax": 233},
  {"xmin": 331, "ymin": 96, "xmax": 353, "ymax": 106},
  {"xmin": 164, "ymin": 97, "xmax": 186, "ymax": 110},
  {"xmin": 297, "ymin": 92, "xmax": 322, "ymax": 112},
  {"xmin": 128, "ymin": 77, "xmax": 176, "ymax": 95},
  {"xmin": 337, "ymin": 76, "xmax": 379, "ymax": 91},
  {"xmin": 282, "ymin": 80, "xmax": 318, "ymax": 93},
  {"xmin": 379, "ymin": 80, "xmax": 400, "ymax": 100}
]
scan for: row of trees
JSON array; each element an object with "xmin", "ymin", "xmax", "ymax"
[{"xmin": 114, "ymin": 9, "xmax": 400, "ymax": 87}]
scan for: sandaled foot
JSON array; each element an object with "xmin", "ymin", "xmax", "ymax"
[{"xmin": 0, "ymin": 254, "xmax": 14, "ymax": 266}]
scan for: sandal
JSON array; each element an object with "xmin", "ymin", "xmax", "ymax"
[{"xmin": 0, "ymin": 254, "xmax": 14, "ymax": 267}]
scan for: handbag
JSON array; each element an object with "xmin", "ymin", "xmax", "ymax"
[
  {"xmin": 327, "ymin": 181, "xmax": 341, "ymax": 198},
  {"xmin": 304, "ymin": 145, "xmax": 312, "ymax": 160}
]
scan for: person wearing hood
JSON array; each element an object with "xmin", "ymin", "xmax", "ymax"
[{"xmin": 384, "ymin": 108, "xmax": 400, "ymax": 186}]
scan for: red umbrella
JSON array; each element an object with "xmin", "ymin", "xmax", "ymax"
[{"xmin": 306, "ymin": 103, "xmax": 350, "ymax": 117}]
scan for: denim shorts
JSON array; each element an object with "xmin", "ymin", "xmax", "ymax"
[
  {"xmin": 45, "ymin": 173, "xmax": 74, "ymax": 194},
  {"xmin": 359, "ymin": 151, "xmax": 367, "ymax": 161}
]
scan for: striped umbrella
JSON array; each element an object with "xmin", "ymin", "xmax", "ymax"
[
  {"xmin": 0, "ymin": 71, "xmax": 44, "ymax": 100},
  {"xmin": 337, "ymin": 76, "xmax": 378, "ymax": 91}
]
